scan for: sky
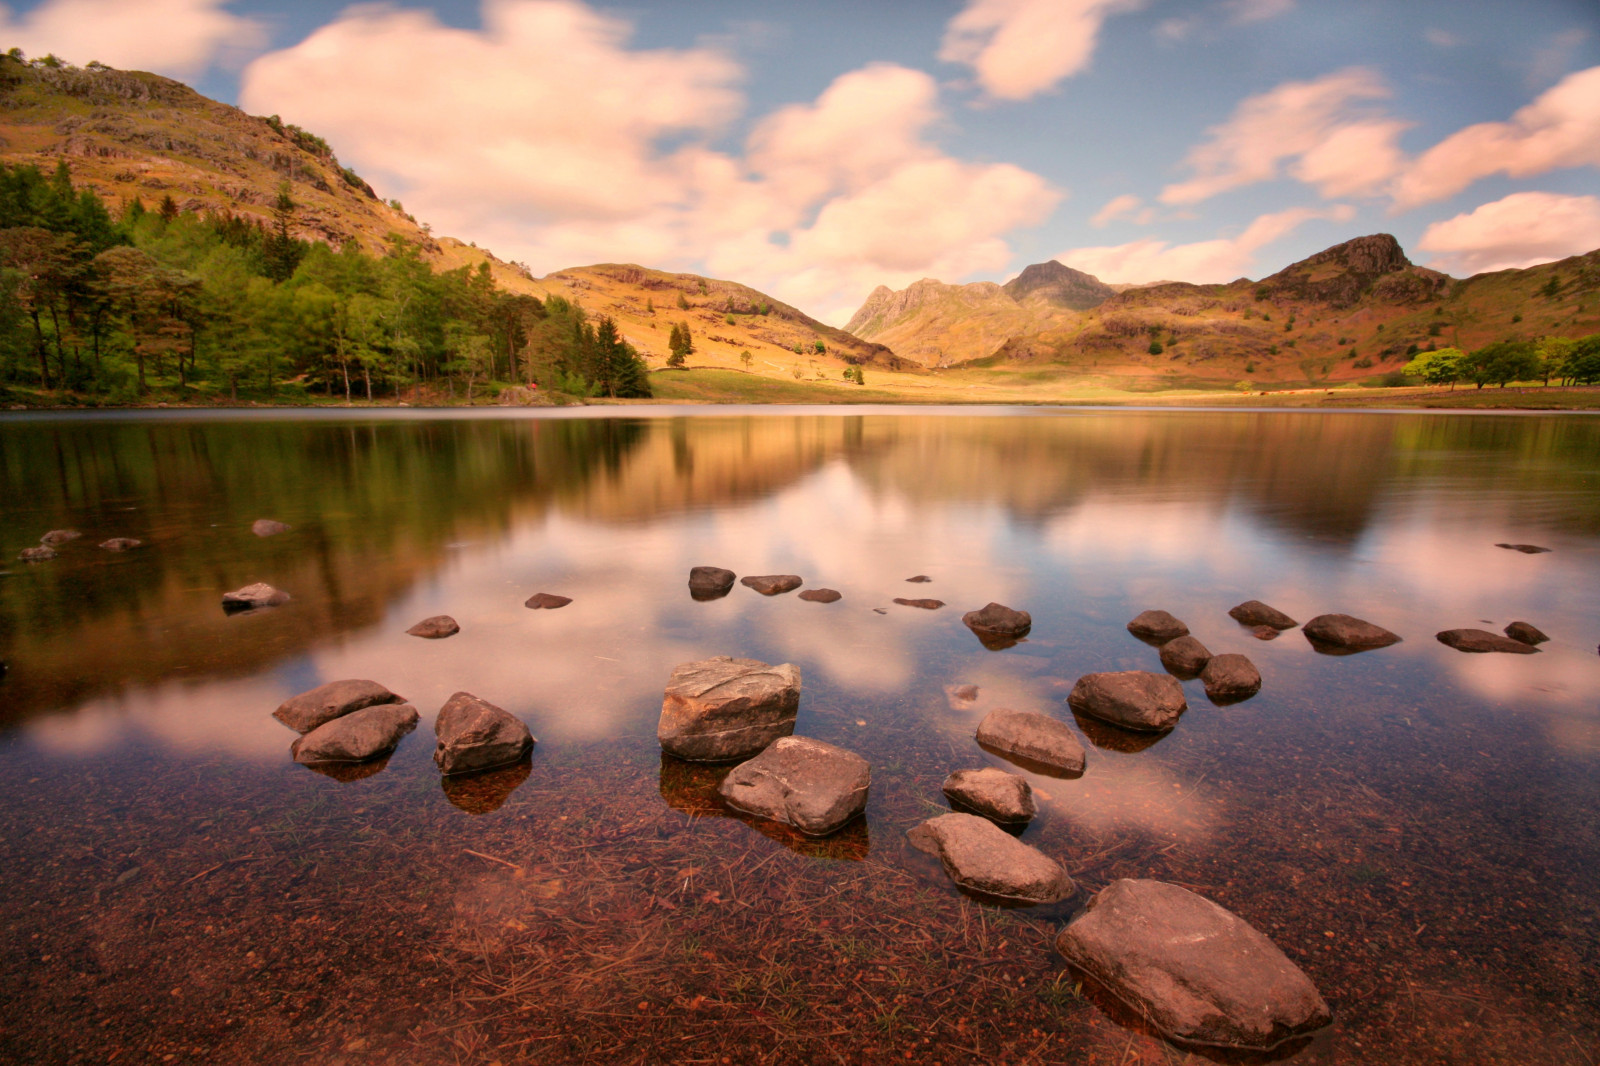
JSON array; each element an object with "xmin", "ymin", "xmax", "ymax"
[{"xmin": 3, "ymin": 0, "xmax": 1599, "ymax": 324}]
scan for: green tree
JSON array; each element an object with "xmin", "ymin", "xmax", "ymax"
[
  {"xmin": 1560, "ymin": 335, "xmax": 1600, "ymax": 385},
  {"xmin": 739, "ymin": 350, "xmax": 752, "ymax": 371},
  {"xmin": 1406, "ymin": 346, "xmax": 1466, "ymax": 389},
  {"xmin": 1536, "ymin": 336, "xmax": 1573, "ymax": 386},
  {"xmin": 1466, "ymin": 340, "xmax": 1539, "ymax": 389},
  {"xmin": 675, "ymin": 290, "xmax": 689, "ymax": 311},
  {"xmin": 668, "ymin": 321, "xmax": 693, "ymax": 367}
]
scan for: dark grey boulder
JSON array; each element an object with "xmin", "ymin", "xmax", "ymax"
[
  {"xmin": 407, "ymin": 615, "xmax": 460, "ymax": 638},
  {"xmin": 1056, "ymin": 879, "xmax": 1332, "ymax": 1051},
  {"xmin": 1201, "ymin": 653, "xmax": 1262, "ymax": 702},
  {"xmin": 524, "ymin": 592, "xmax": 572, "ymax": 609},
  {"xmin": 1158, "ymin": 635, "xmax": 1212, "ymax": 677},
  {"xmin": 1504, "ymin": 621, "xmax": 1549, "ymax": 646},
  {"xmin": 798, "ymin": 588, "xmax": 841, "ymax": 603},
  {"xmin": 741, "ymin": 574, "xmax": 802, "ymax": 595},
  {"xmin": 41, "ymin": 529, "xmax": 81, "ymax": 546},
  {"xmin": 1495, "ymin": 542, "xmax": 1550, "ymax": 554},
  {"xmin": 906, "ymin": 575, "xmax": 932, "ymax": 583},
  {"xmin": 18, "ymin": 546, "xmax": 56, "ymax": 562},
  {"xmin": 658, "ymin": 656, "xmax": 801, "ymax": 762},
  {"xmin": 434, "ymin": 691, "xmax": 535, "ymax": 775},
  {"xmin": 942, "ymin": 767, "xmax": 1036, "ymax": 825},
  {"xmin": 974, "ymin": 708, "xmax": 1086, "ymax": 775},
  {"xmin": 893, "ymin": 597, "xmax": 944, "ymax": 610},
  {"xmin": 292, "ymin": 703, "xmax": 418, "ymax": 765},
  {"xmin": 1303, "ymin": 613, "xmax": 1400, "ymax": 650},
  {"xmin": 1067, "ymin": 671, "xmax": 1186, "ymax": 733},
  {"xmin": 907, "ymin": 812, "xmax": 1072, "ymax": 904},
  {"xmin": 222, "ymin": 582, "xmax": 290, "ymax": 610},
  {"xmin": 688, "ymin": 566, "xmax": 736, "ymax": 593},
  {"xmin": 251, "ymin": 519, "xmax": 291, "ymax": 537},
  {"xmin": 274, "ymin": 679, "xmax": 403, "ymax": 733},
  {"xmin": 1228, "ymin": 600, "xmax": 1297, "ymax": 629},
  {"xmin": 1127, "ymin": 610, "xmax": 1189, "ymax": 643},
  {"xmin": 1437, "ymin": 628, "xmax": 1539, "ymax": 655},
  {"xmin": 718, "ymin": 736, "xmax": 869, "ymax": 836},
  {"xmin": 98, "ymin": 538, "xmax": 143, "ymax": 551}
]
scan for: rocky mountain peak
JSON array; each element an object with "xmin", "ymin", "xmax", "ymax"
[{"xmin": 1001, "ymin": 260, "xmax": 1117, "ymax": 311}]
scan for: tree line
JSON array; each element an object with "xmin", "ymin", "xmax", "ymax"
[
  {"xmin": 0, "ymin": 161, "xmax": 650, "ymax": 402},
  {"xmin": 1406, "ymin": 335, "xmax": 1600, "ymax": 390}
]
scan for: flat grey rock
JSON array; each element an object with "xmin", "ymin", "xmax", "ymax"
[
  {"xmin": 688, "ymin": 566, "xmax": 736, "ymax": 592},
  {"xmin": 1504, "ymin": 621, "xmax": 1549, "ymax": 645},
  {"xmin": 434, "ymin": 691, "xmax": 535, "ymax": 775},
  {"xmin": 292, "ymin": 703, "xmax": 418, "ymax": 764},
  {"xmin": 407, "ymin": 615, "xmax": 459, "ymax": 638},
  {"xmin": 1437, "ymin": 628, "xmax": 1539, "ymax": 654},
  {"xmin": 942, "ymin": 767, "xmax": 1036, "ymax": 825},
  {"xmin": 1127, "ymin": 610, "xmax": 1189, "ymax": 643},
  {"xmin": 1303, "ymin": 613, "xmax": 1400, "ymax": 650},
  {"xmin": 1056, "ymin": 879, "xmax": 1332, "ymax": 1050},
  {"xmin": 907, "ymin": 812, "xmax": 1072, "ymax": 904},
  {"xmin": 222, "ymin": 582, "xmax": 290, "ymax": 609},
  {"xmin": 41, "ymin": 529, "xmax": 81, "ymax": 546},
  {"xmin": 1201, "ymin": 653, "xmax": 1262, "ymax": 701},
  {"xmin": 1158, "ymin": 635, "xmax": 1212, "ymax": 677},
  {"xmin": 274, "ymin": 679, "xmax": 403, "ymax": 733},
  {"xmin": 658, "ymin": 656, "xmax": 800, "ymax": 762},
  {"xmin": 1228, "ymin": 600, "xmax": 1298, "ymax": 629},
  {"xmin": 798, "ymin": 588, "xmax": 841, "ymax": 603},
  {"xmin": 98, "ymin": 538, "xmax": 143, "ymax": 551},
  {"xmin": 718, "ymin": 736, "xmax": 869, "ymax": 836},
  {"xmin": 741, "ymin": 574, "xmax": 802, "ymax": 595},
  {"xmin": 1067, "ymin": 671, "xmax": 1187, "ymax": 733},
  {"xmin": 251, "ymin": 519, "xmax": 291, "ymax": 537},
  {"xmin": 975, "ymin": 708, "xmax": 1086, "ymax": 775}
]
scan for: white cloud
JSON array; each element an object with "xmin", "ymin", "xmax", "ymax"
[
  {"xmin": 240, "ymin": 2, "xmax": 1058, "ymax": 326},
  {"xmin": 939, "ymin": 0, "xmax": 1142, "ymax": 101},
  {"xmin": 1161, "ymin": 68, "xmax": 1409, "ymax": 204},
  {"xmin": 0, "ymin": 0, "xmax": 264, "ymax": 76},
  {"xmin": 1393, "ymin": 66, "xmax": 1600, "ymax": 210},
  {"xmin": 1090, "ymin": 193, "xmax": 1144, "ymax": 227},
  {"xmin": 1417, "ymin": 192, "xmax": 1600, "ymax": 276},
  {"xmin": 1058, "ymin": 204, "xmax": 1354, "ymax": 284}
]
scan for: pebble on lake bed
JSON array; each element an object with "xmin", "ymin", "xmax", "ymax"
[
  {"xmin": 40, "ymin": 529, "xmax": 81, "ymax": 546},
  {"xmin": 18, "ymin": 546, "xmax": 56, "ymax": 562}
]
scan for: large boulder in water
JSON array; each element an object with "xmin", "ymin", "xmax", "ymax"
[
  {"xmin": 907, "ymin": 812, "xmax": 1072, "ymax": 904},
  {"xmin": 1158, "ymin": 635, "xmax": 1212, "ymax": 678},
  {"xmin": 1067, "ymin": 671, "xmax": 1186, "ymax": 733},
  {"xmin": 1056, "ymin": 879, "xmax": 1332, "ymax": 1051},
  {"xmin": 1436, "ymin": 629, "xmax": 1539, "ymax": 655},
  {"xmin": 941, "ymin": 767, "xmax": 1036, "ymax": 825},
  {"xmin": 741, "ymin": 574, "xmax": 802, "ymax": 595},
  {"xmin": 1201, "ymin": 653, "xmax": 1262, "ymax": 702},
  {"xmin": 292, "ymin": 703, "xmax": 418, "ymax": 765},
  {"xmin": 274, "ymin": 679, "xmax": 403, "ymax": 733},
  {"xmin": 222, "ymin": 582, "xmax": 290, "ymax": 610},
  {"xmin": 688, "ymin": 566, "xmax": 736, "ymax": 599},
  {"xmin": 1228, "ymin": 600, "xmax": 1297, "ymax": 629},
  {"xmin": 974, "ymin": 708, "xmax": 1086, "ymax": 775},
  {"xmin": 718, "ymin": 736, "xmax": 869, "ymax": 836},
  {"xmin": 1303, "ymin": 613, "xmax": 1400, "ymax": 650},
  {"xmin": 434, "ymin": 691, "xmax": 535, "ymax": 775},
  {"xmin": 1504, "ymin": 621, "xmax": 1549, "ymax": 646},
  {"xmin": 658, "ymin": 656, "xmax": 800, "ymax": 762},
  {"xmin": 1127, "ymin": 610, "xmax": 1189, "ymax": 643}
]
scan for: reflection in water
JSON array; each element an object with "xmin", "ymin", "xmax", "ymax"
[
  {"xmin": 442, "ymin": 756, "xmax": 533, "ymax": 814},
  {"xmin": 1069, "ymin": 710, "xmax": 1172, "ymax": 754},
  {"xmin": 976, "ymin": 739, "xmax": 1087, "ymax": 779},
  {"xmin": 300, "ymin": 753, "xmax": 392, "ymax": 783}
]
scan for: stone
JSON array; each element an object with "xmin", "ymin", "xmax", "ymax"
[
  {"xmin": 407, "ymin": 615, "xmax": 460, "ymax": 638},
  {"xmin": 1201, "ymin": 653, "xmax": 1262, "ymax": 702},
  {"xmin": 1436, "ymin": 629, "xmax": 1540, "ymax": 655},
  {"xmin": 1495, "ymin": 542, "xmax": 1550, "ymax": 554},
  {"xmin": 524, "ymin": 592, "xmax": 572, "ymax": 609},
  {"xmin": 907, "ymin": 813, "xmax": 1072, "ymax": 904},
  {"xmin": 1250, "ymin": 625, "xmax": 1280, "ymax": 641},
  {"xmin": 1056, "ymin": 879, "xmax": 1332, "ymax": 1051},
  {"xmin": 906, "ymin": 575, "xmax": 932, "ymax": 583},
  {"xmin": 1504, "ymin": 621, "xmax": 1549, "ymax": 646},
  {"xmin": 274, "ymin": 679, "xmax": 404, "ymax": 733},
  {"xmin": 40, "ymin": 529, "xmax": 81, "ymax": 546},
  {"xmin": 222, "ymin": 582, "xmax": 290, "ymax": 610},
  {"xmin": 251, "ymin": 519, "xmax": 291, "ymax": 537},
  {"xmin": 975, "ymin": 708, "xmax": 1086, "ymax": 775},
  {"xmin": 944, "ymin": 683, "xmax": 979, "ymax": 707},
  {"xmin": 18, "ymin": 546, "xmax": 56, "ymax": 562},
  {"xmin": 941, "ymin": 768, "xmax": 1036, "ymax": 825},
  {"xmin": 98, "ymin": 538, "xmax": 143, "ymax": 551},
  {"xmin": 798, "ymin": 588, "xmax": 841, "ymax": 603},
  {"xmin": 1302, "ymin": 613, "xmax": 1401, "ymax": 650},
  {"xmin": 741, "ymin": 574, "xmax": 802, "ymax": 595},
  {"xmin": 688, "ymin": 566, "xmax": 736, "ymax": 593},
  {"xmin": 1126, "ymin": 610, "xmax": 1189, "ymax": 643},
  {"xmin": 718, "ymin": 736, "xmax": 870, "ymax": 836},
  {"xmin": 893, "ymin": 597, "xmax": 944, "ymax": 609},
  {"xmin": 963, "ymin": 602, "xmax": 1032, "ymax": 636},
  {"xmin": 292, "ymin": 703, "xmax": 418, "ymax": 765},
  {"xmin": 658, "ymin": 656, "xmax": 801, "ymax": 762},
  {"xmin": 1067, "ymin": 671, "xmax": 1187, "ymax": 733},
  {"xmin": 872, "ymin": 608, "xmax": 888, "ymax": 615},
  {"xmin": 1228, "ymin": 600, "xmax": 1298, "ymax": 629},
  {"xmin": 1158, "ymin": 635, "xmax": 1212, "ymax": 677},
  {"xmin": 434, "ymin": 691, "xmax": 535, "ymax": 775}
]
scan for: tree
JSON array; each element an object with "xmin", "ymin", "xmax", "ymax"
[
  {"xmin": 668, "ymin": 321, "xmax": 693, "ymax": 367},
  {"xmin": 739, "ymin": 350, "xmax": 752, "ymax": 371},
  {"xmin": 1536, "ymin": 336, "xmax": 1573, "ymax": 386},
  {"xmin": 1561, "ymin": 335, "xmax": 1600, "ymax": 385},
  {"xmin": 675, "ymin": 290, "xmax": 689, "ymax": 311},
  {"xmin": 1406, "ymin": 346, "xmax": 1466, "ymax": 389},
  {"xmin": 261, "ymin": 182, "xmax": 305, "ymax": 282},
  {"xmin": 1466, "ymin": 340, "xmax": 1539, "ymax": 389}
]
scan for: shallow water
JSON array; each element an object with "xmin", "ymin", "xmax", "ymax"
[{"xmin": 1, "ymin": 406, "xmax": 1597, "ymax": 1064}]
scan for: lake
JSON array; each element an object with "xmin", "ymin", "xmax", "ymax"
[{"xmin": 1, "ymin": 406, "xmax": 1597, "ymax": 1065}]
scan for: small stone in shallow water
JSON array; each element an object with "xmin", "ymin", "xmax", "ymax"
[
  {"xmin": 962, "ymin": 602, "xmax": 1031, "ymax": 636},
  {"xmin": 251, "ymin": 519, "xmax": 291, "ymax": 537},
  {"xmin": 1504, "ymin": 621, "xmax": 1549, "ymax": 646},
  {"xmin": 434, "ymin": 691, "xmax": 535, "ymax": 775},
  {"xmin": 1250, "ymin": 625, "xmax": 1280, "ymax": 640},
  {"xmin": 1201, "ymin": 653, "xmax": 1262, "ymax": 702},
  {"xmin": 905, "ymin": 575, "xmax": 932, "ymax": 583},
  {"xmin": 893, "ymin": 597, "xmax": 944, "ymax": 610},
  {"xmin": 222, "ymin": 582, "xmax": 290, "ymax": 610},
  {"xmin": 18, "ymin": 546, "xmax": 56, "ymax": 562},
  {"xmin": 1302, "ymin": 613, "xmax": 1401, "ymax": 650},
  {"xmin": 407, "ymin": 615, "xmax": 459, "ymax": 638},
  {"xmin": 1436, "ymin": 628, "xmax": 1540, "ymax": 654},
  {"xmin": 1158, "ymin": 635, "xmax": 1212, "ymax": 677},
  {"xmin": 1227, "ymin": 600, "xmax": 1298, "ymax": 629},
  {"xmin": 798, "ymin": 588, "xmax": 841, "ymax": 603},
  {"xmin": 941, "ymin": 767, "xmax": 1036, "ymax": 825},
  {"xmin": 1126, "ymin": 610, "xmax": 1189, "ymax": 643},
  {"xmin": 1495, "ymin": 542, "xmax": 1550, "ymax": 554},
  {"xmin": 658, "ymin": 656, "xmax": 801, "ymax": 762},
  {"xmin": 741, "ymin": 574, "xmax": 803, "ymax": 595},
  {"xmin": 292, "ymin": 703, "xmax": 418, "ymax": 765},
  {"xmin": 718, "ymin": 736, "xmax": 870, "ymax": 836},
  {"xmin": 688, "ymin": 566, "xmax": 736, "ymax": 593},
  {"xmin": 1067, "ymin": 671, "xmax": 1187, "ymax": 733},
  {"xmin": 98, "ymin": 538, "xmax": 143, "ymax": 551},
  {"xmin": 944, "ymin": 683, "xmax": 979, "ymax": 707},
  {"xmin": 524, "ymin": 593, "xmax": 572, "ymax": 609},
  {"xmin": 41, "ymin": 529, "xmax": 81, "ymax": 546},
  {"xmin": 872, "ymin": 608, "xmax": 888, "ymax": 615},
  {"xmin": 975, "ymin": 708, "xmax": 1086, "ymax": 775},
  {"xmin": 907, "ymin": 812, "xmax": 1072, "ymax": 904}
]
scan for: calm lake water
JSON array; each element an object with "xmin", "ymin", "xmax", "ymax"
[{"xmin": 1, "ymin": 406, "xmax": 1597, "ymax": 1065}]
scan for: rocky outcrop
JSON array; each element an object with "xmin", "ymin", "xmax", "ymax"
[
  {"xmin": 251, "ymin": 519, "xmax": 291, "ymax": 537},
  {"xmin": 942, "ymin": 767, "xmax": 1036, "ymax": 825},
  {"xmin": 407, "ymin": 615, "xmax": 459, "ymax": 638},
  {"xmin": 1228, "ymin": 600, "xmax": 1298, "ymax": 629},
  {"xmin": 524, "ymin": 592, "xmax": 572, "ymax": 609},
  {"xmin": 1505, "ymin": 621, "xmax": 1549, "ymax": 645},
  {"xmin": 222, "ymin": 582, "xmax": 290, "ymax": 610},
  {"xmin": 974, "ymin": 708, "xmax": 1086, "ymax": 775},
  {"xmin": 718, "ymin": 736, "xmax": 870, "ymax": 836},
  {"xmin": 434, "ymin": 691, "xmax": 535, "ymax": 775},
  {"xmin": 292, "ymin": 703, "xmax": 418, "ymax": 765},
  {"xmin": 1127, "ymin": 610, "xmax": 1189, "ymax": 643},
  {"xmin": 908, "ymin": 813, "xmax": 1072, "ymax": 904},
  {"xmin": 658, "ymin": 656, "xmax": 801, "ymax": 762},
  {"xmin": 893, "ymin": 597, "xmax": 944, "ymax": 609},
  {"xmin": 1436, "ymin": 629, "xmax": 1540, "ymax": 654},
  {"xmin": 1158, "ymin": 635, "xmax": 1212, "ymax": 677},
  {"xmin": 274, "ymin": 679, "xmax": 403, "ymax": 733},
  {"xmin": 1067, "ymin": 671, "xmax": 1186, "ymax": 733},
  {"xmin": 741, "ymin": 574, "xmax": 802, "ymax": 595},
  {"xmin": 798, "ymin": 588, "xmax": 841, "ymax": 603},
  {"xmin": 1056, "ymin": 879, "xmax": 1332, "ymax": 1050},
  {"xmin": 1002, "ymin": 259, "xmax": 1117, "ymax": 311},
  {"xmin": 1303, "ymin": 613, "xmax": 1400, "ymax": 650},
  {"xmin": 1201, "ymin": 653, "xmax": 1262, "ymax": 702}
]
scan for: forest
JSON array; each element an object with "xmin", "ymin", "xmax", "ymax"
[{"xmin": 0, "ymin": 160, "xmax": 651, "ymax": 403}]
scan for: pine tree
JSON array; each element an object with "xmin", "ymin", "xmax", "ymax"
[{"xmin": 676, "ymin": 290, "xmax": 690, "ymax": 310}]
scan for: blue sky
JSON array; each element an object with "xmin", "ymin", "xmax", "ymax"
[{"xmin": 4, "ymin": 0, "xmax": 1598, "ymax": 322}]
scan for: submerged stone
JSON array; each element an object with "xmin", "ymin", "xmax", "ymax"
[
  {"xmin": 524, "ymin": 592, "xmax": 572, "ymax": 609},
  {"xmin": 718, "ymin": 736, "xmax": 870, "ymax": 836},
  {"xmin": 658, "ymin": 655, "xmax": 801, "ymax": 762},
  {"xmin": 18, "ymin": 546, "xmax": 56, "ymax": 562},
  {"xmin": 798, "ymin": 588, "xmax": 842, "ymax": 603},
  {"xmin": 907, "ymin": 812, "xmax": 1072, "ymax": 904},
  {"xmin": 407, "ymin": 615, "xmax": 460, "ymax": 638},
  {"xmin": 292, "ymin": 703, "xmax": 418, "ymax": 765},
  {"xmin": 1228, "ymin": 600, "xmax": 1298, "ymax": 630},
  {"xmin": 41, "ymin": 529, "xmax": 81, "ymax": 546},
  {"xmin": 1504, "ymin": 621, "xmax": 1549, "ymax": 646},
  {"xmin": 251, "ymin": 519, "xmax": 291, "ymax": 537},
  {"xmin": 1067, "ymin": 671, "xmax": 1187, "ymax": 733},
  {"xmin": 98, "ymin": 538, "xmax": 143, "ymax": 551},
  {"xmin": 1495, "ymin": 542, "xmax": 1550, "ymax": 554},
  {"xmin": 893, "ymin": 597, "xmax": 944, "ymax": 610},
  {"xmin": 906, "ymin": 575, "xmax": 932, "ymax": 583}
]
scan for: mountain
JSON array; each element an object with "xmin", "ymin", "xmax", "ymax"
[{"xmin": 844, "ymin": 259, "xmax": 1115, "ymax": 366}]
